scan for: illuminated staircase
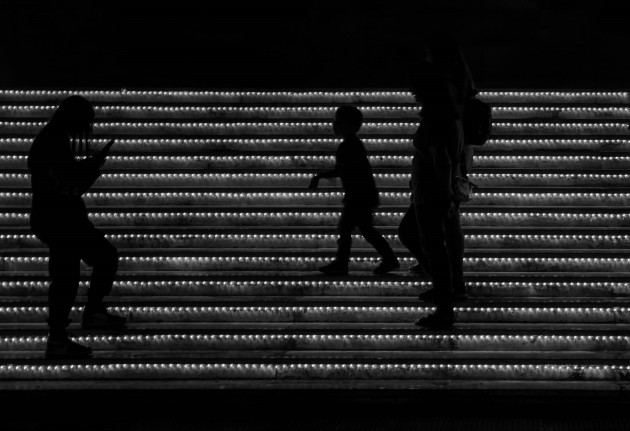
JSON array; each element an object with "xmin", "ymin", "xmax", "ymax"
[{"xmin": 1, "ymin": 89, "xmax": 629, "ymax": 390}]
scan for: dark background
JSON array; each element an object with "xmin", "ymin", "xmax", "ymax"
[{"xmin": 1, "ymin": 0, "xmax": 629, "ymax": 89}]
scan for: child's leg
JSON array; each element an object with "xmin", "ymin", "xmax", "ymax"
[
  {"xmin": 356, "ymin": 207, "xmax": 396, "ymax": 260},
  {"xmin": 335, "ymin": 206, "xmax": 356, "ymax": 265}
]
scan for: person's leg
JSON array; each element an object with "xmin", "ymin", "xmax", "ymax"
[
  {"xmin": 414, "ymin": 205, "xmax": 455, "ymax": 328},
  {"xmin": 355, "ymin": 207, "xmax": 399, "ymax": 274},
  {"xmin": 47, "ymin": 245, "xmax": 81, "ymax": 338},
  {"xmin": 77, "ymin": 227, "xmax": 125, "ymax": 329},
  {"xmin": 398, "ymin": 204, "xmax": 431, "ymax": 275},
  {"xmin": 319, "ymin": 206, "xmax": 354, "ymax": 274},
  {"xmin": 444, "ymin": 205, "xmax": 466, "ymax": 296},
  {"xmin": 80, "ymin": 228, "xmax": 118, "ymax": 310},
  {"xmin": 45, "ymin": 243, "xmax": 93, "ymax": 358}
]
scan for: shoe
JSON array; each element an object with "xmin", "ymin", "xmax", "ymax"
[
  {"xmin": 408, "ymin": 263, "xmax": 429, "ymax": 276},
  {"xmin": 373, "ymin": 257, "xmax": 400, "ymax": 275},
  {"xmin": 418, "ymin": 288, "xmax": 468, "ymax": 302},
  {"xmin": 45, "ymin": 335, "xmax": 92, "ymax": 359},
  {"xmin": 81, "ymin": 305, "xmax": 127, "ymax": 330},
  {"xmin": 414, "ymin": 310, "xmax": 455, "ymax": 329},
  {"xmin": 318, "ymin": 260, "xmax": 349, "ymax": 276}
]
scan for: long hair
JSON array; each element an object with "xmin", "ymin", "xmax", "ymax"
[
  {"xmin": 49, "ymin": 95, "xmax": 95, "ymax": 157},
  {"xmin": 424, "ymin": 32, "xmax": 471, "ymax": 104}
]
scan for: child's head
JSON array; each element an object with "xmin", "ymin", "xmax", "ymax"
[{"xmin": 333, "ymin": 106, "xmax": 363, "ymax": 137}]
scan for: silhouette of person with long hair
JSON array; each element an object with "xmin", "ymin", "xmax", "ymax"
[
  {"xmin": 398, "ymin": 33, "xmax": 475, "ymax": 329},
  {"xmin": 309, "ymin": 106, "xmax": 399, "ymax": 275},
  {"xmin": 28, "ymin": 95, "xmax": 126, "ymax": 359}
]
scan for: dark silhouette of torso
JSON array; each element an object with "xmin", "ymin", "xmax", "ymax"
[{"xmin": 335, "ymin": 135, "xmax": 379, "ymax": 207}]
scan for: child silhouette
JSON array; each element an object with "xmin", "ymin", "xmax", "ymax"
[{"xmin": 309, "ymin": 106, "xmax": 399, "ymax": 275}]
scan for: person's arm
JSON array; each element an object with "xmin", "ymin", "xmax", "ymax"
[
  {"xmin": 47, "ymin": 156, "xmax": 103, "ymax": 196},
  {"xmin": 309, "ymin": 167, "xmax": 341, "ymax": 189}
]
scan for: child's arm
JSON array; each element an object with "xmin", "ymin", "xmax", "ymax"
[{"xmin": 308, "ymin": 168, "xmax": 341, "ymax": 189}]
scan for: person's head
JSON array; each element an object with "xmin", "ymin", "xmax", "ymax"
[
  {"xmin": 49, "ymin": 95, "xmax": 95, "ymax": 140},
  {"xmin": 333, "ymin": 106, "xmax": 363, "ymax": 138},
  {"xmin": 423, "ymin": 32, "xmax": 462, "ymax": 70}
]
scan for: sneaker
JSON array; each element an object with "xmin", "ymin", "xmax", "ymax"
[
  {"xmin": 418, "ymin": 287, "xmax": 468, "ymax": 302},
  {"xmin": 81, "ymin": 306, "xmax": 127, "ymax": 330},
  {"xmin": 373, "ymin": 257, "xmax": 400, "ymax": 275},
  {"xmin": 318, "ymin": 260, "xmax": 349, "ymax": 276},
  {"xmin": 45, "ymin": 335, "xmax": 92, "ymax": 359},
  {"xmin": 414, "ymin": 310, "xmax": 455, "ymax": 329}
]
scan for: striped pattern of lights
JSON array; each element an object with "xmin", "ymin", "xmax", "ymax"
[
  {"xmin": 0, "ymin": 89, "xmax": 627, "ymax": 101},
  {"xmin": 1, "ymin": 363, "xmax": 629, "ymax": 380},
  {"xmin": 2, "ymin": 333, "xmax": 630, "ymax": 351},
  {"xmin": 1, "ymin": 256, "xmax": 629, "ymax": 272},
  {"xmin": 3, "ymin": 138, "xmax": 630, "ymax": 152},
  {"xmin": 2, "ymin": 233, "xmax": 630, "ymax": 249},
  {"xmin": 1, "ymin": 305, "xmax": 629, "ymax": 321},
  {"xmin": 1, "ymin": 105, "xmax": 630, "ymax": 119},
  {"xmin": 1, "ymin": 211, "xmax": 630, "ymax": 228},
  {"xmin": 4, "ymin": 172, "xmax": 630, "ymax": 187},
  {"xmin": 1, "ymin": 120, "xmax": 628, "ymax": 134}
]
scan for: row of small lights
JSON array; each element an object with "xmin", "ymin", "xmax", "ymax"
[
  {"xmin": 1, "ymin": 211, "xmax": 630, "ymax": 220},
  {"xmin": 2, "ymin": 154, "xmax": 630, "ymax": 161},
  {"xmin": 1, "ymin": 137, "xmax": 629, "ymax": 146},
  {"xmin": 1, "ymin": 363, "xmax": 629, "ymax": 376},
  {"xmin": 0, "ymin": 280, "xmax": 626, "ymax": 292},
  {"xmin": 1, "ymin": 105, "xmax": 629, "ymax": 114},
  {"xmin": 2, "ymin": 333, "xmax": 629, "ymax": 345},
  {"xmin": 0, "ymin": 280, "xmax": 624, "ymax": 288},
  {"xmin": 0, "ymin": 120, "xmax": 627, "ymax": 128},
  {"xmin": 1, "ymin": 233, "xmax": 629, "ymax": 241},
  {"xmin": 5, "ymin": 173, "xmax": 630, "ymax": 181},
  {"xmin": 0, "ymin": 89, "xmax": 627, "ymax": 97},
  {"xmin": 2, "ymin": 257, "xmax": 629, "ymax": 265},
  {"xmin": 3, "ymin": 192, "xmax": 630, "ymax": 198},
  {"xmin": 1, "ymin": 305, "xmax": 628, "ymax": 313}
]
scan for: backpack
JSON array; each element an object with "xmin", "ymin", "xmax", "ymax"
[{"xmin": 463, "ymin": 97, "xmax": 492, "ymax": 146}]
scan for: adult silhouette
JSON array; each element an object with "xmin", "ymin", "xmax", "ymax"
[
  {"xmin": 398, "ymin": 33, "xmax": 475, "ymax": 329},
  {"xmin": 28, "ymin": 95, "xmax": 126, "ymax": 359}
]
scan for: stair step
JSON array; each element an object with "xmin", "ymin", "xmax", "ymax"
[
  {"xmin": 1, "ymin": 272, "xmax": 628, "ymax": 297},
  {"xmin": 5, "ymin": 170, "xmax": 630, "ymax": 188},
  {"xmin": 1, "ymin": 104, "xmax": 629, "ymax": 120},
  {"xmin": 1, "ymin": 248, "xmax": 629, "ymax": 272},
  {"xmin": 3, "ymin": 187, "xmax": 630, "ymax": 206},
  {"xmin": 1, "ymin": 119, "xmax": 628, "ymax": 136},
  {"xmin": 2, "ymin": 332, "xmax": 630, "ymax": 353},
  {"xmin": 6, "ymin": 152, "xmax": 630, "ymax": 170},
  {"xmin": 4, "ymin": 137, "xmax": 630, "ymax": 153},
  {"xmin": 0, "ymin": 360, "xmax": 628, "ymax": 384},
  {"xmin": 2, "ymin": 228, "xmax": 630, "ymax": 249},
  {"xmin": 0, "ymin": 89, "xmax": 627, "ymax": 103},
  {"xmin": 2, "ymin": 206, "xmax": 630, "ymax": 227}
]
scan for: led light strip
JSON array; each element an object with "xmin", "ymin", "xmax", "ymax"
[
  {"xmin": 3, "ymin": 192, "xmax": 630, "ymax": 200},
  {"xmin": 0, "ymin": 363, "xmax": 629, "ymax": 379},
  {"xmin": 2, "ymin": 257, "xmax": 630, "ymax": 272},
  {"xmin": 0, "ymin": 89, "xmax": 627, "ymax": 98},
  {"xmin": 2, "ymin": 137, "xmax": 630, "ymax": 150},
  {"xmin": 2, "ymin": 280, "xmax": 625, "ymax": 291},
  {"xmin": 4, "ymin": 155, "xmax": 630, "ymax": 167},
  {"xmin": 2, "ymin": 120, "xmax": 628, "ymax": 129},
  {"xmin": 2, "ymin": 211, "xmax": 630, "ymax": 224},
  {"xmin": 1, "ymin": 305, "xmax": 628, "ymax": 314},
  {"xmin": 2, "ymin": 105, "xmax": 629, "ymax": 117},
  {"xmin": 2, "ymin": 233, "xmax": 630, "ymax": 243},
  {"xmin": 2, "ymin": 333, "xmax": 629, "ymax": 348}
]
